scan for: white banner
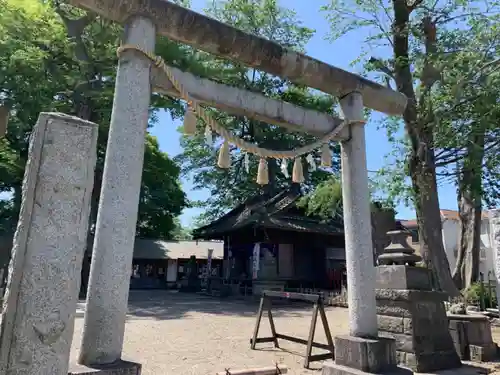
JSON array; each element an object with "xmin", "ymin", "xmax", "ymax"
[
  {"xmin": 207, "ymin": 249, "xmax": 213, "ymax": 277},
  {"xmin": 252, "ymin": 243, "xmax": 261, "ymax": 280}
]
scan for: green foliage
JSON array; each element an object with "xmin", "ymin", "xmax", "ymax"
[
  {"xmin": 297, "ymin": 176, "xmax": 343, "ymax": 221},
  {"xmin": 137, "ymin": 136, "xmax": 186, "ymax": 238},
  {"xmin": 430, "ymin": 12, "xmax": 500, "ymax": 207},
  {"xmin": 177, "ymin": 0, "xmax": 341, "ymax": 223},
  {"xmin": 464, "ymin": 281, "xmax": 497, "ymax": 308},
  {"xmin": 171, "ymin": 217, "xmax": 193, "ymax": 240},
  {"xmin": 321, "ymin": 0, "xmax": 500, "ymax": 208},
  {"xmin": 0, "ymin": 200, "xmax": 16, "ymax": 235},
  {"xmin": 0, "ymin": 0, "xmax": 188, "ymax": 239},
  {"xmin": 298, "ymin": 175, "xmax": 396, "ymax": 222}
]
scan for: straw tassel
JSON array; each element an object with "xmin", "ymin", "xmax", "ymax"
[
  {"xmin": 217, "ymin": 141, "xmax": 231, "ymax": 169},
  {"xmin": 244, "ymin": 153, "xmax": 250, "ymax": 173},
  {"xmin": 183, "ymin": 105, "xmax": 197, "ymax": 135},
  {"xmin": 306, "ymin": 154, "xmax": 317, "ymax": 171},
  {"xmin": 292, "ymin": 157, "xmax": 304, "ymax": 183},
  {"xmin": 321, "ymin": 143, "xmax": 332, "ymax": 167},
  {"xmin": 204, "ymin": 124, "xmax": 213, "ymax": 146},
  {"xmin": 280, "ymin": 159, "xmax": 289, "ymax": 178},
  {"xmin": 256, "ymin": 158, "xmax": 269, "ymax": 185}
]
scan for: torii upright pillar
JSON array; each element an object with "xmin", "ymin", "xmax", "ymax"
[
  {"xmin": 76, "ymin": 15, "xmax": 155, "ymax": 373},
  {"xmin": 322, "ymin": 93, "xmax": 398, "ymax": 375}
]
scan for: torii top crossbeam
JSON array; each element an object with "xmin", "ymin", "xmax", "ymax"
[{"xmin": 69, "ymin": 0, "xmax": 407, "ymax": 116}]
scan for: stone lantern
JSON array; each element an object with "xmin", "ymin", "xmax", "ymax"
[
  {"xmin": 374, "ymin": 230, "xmax": 461, "ymax": 372},
  {"xmin": 377, "ymin": 230, "xmax": 421, "ymax": 266}
]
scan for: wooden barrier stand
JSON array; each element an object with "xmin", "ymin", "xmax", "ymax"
[{"xmin": 250, "ymin": 290, "xmax": 334, "ymax": 368}]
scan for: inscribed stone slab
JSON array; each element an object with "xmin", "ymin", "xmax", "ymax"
[{"xmin": 0, "ymin": 112, "xmax": 98, "ymax": 375}]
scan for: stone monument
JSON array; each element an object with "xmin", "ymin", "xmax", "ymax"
[
  {"xmin": 375, "ymin": 230, "xmax": 461, "ymax": 372},
  {"xmin": 0, "ymin": 113, "xmax": 97, "ymax": 375}
]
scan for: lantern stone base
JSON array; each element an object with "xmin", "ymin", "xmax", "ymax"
[{"xmin": 376, "ymin": 278, "xmax": 462, "ymax": 372}]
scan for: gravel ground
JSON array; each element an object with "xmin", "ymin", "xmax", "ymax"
[{"xmin": 70, "ymin": 291, "xmax": 500, "ymax": 375}]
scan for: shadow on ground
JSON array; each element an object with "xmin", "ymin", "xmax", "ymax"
[{"xmin": 77, "ymin": 290, "xmax": 329, "ymax": 321}]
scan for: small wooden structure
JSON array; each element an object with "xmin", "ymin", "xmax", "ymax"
[
  {"xmin": 192, "ymin": 186, "xmax": 347, "ymax": 295},
  {"xmin": 250, "ymin": 290, "xmax": 334, "ymax": 368}
]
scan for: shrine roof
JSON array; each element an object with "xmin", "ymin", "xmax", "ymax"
[{"xmin": 192, "ymin": 186, "xmax": 343, "ymax": 240}]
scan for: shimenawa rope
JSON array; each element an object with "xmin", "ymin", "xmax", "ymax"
[{"xmin": 117, "ymin": 45, "xmax": 348, "ymax": 184}]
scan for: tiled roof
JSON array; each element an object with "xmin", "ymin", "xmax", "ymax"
[
  {"xmin": 131, "ymin": 239, "xmax": 223, "ymax": 260},
  {"xmin": 192, "ymin": 186, "xmax": 344, "ymax": 240},
  {"xmin": 398, "ymin": 209, "xmax": 491, "ymax": 227},
  {"xmin": 399, "ymin": 219, "xmax": 418, "ymax": 228},
  {"xmin": 440, "ymin": 209, "xmax": 490, "ymax": 220},
  {"xmin": 0, "ymin": 235, "xmax": 220, "ymax": 261},
  {"xmin": 85, "ymin": 237, "xmax": 223, "ymax": 260}
]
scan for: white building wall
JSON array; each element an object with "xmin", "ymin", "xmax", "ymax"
[
  {"xmin": 442, "ymin": 220, "xmax": 459, "ymax": 272},
  {"xmin": 440, "ymin": 218, "xmax": 494, "ymax": 279},
  {"xmin": 480, "ymin": 219, "xmax": 494, "ymax": 278},
  {"xmin": 166, "ymin": 259, "xmax": 178, "ymax": 282}
]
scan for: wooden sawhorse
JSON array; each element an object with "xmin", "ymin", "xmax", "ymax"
[{"xmin": 250, "ymin": 290, "xmax": 334, "ymax": 368}]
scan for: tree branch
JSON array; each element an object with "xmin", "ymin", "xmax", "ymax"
[
  {"xmin": 54, "ymin": 7, "xmax": 96, "ymax": 64},
  {"xmin": 407, "ymin": 0, "xmax": 425, "ymax": 12}
]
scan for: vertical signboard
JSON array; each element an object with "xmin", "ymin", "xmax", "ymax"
[
  {"xmin": 207, "ymin": 248, "xmax": 213, "ymax": 277},
  {"xmin": 252, "ymin": 243, "xmax": 261, "ymax": 280}
]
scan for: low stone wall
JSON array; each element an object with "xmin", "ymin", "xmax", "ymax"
[{"xmin": 448, "ymin": 314, "xmax": 498, "ymax": 362}]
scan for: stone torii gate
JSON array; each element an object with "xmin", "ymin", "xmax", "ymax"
[
  {"xmin": 69, "ymin": 1, "xmax": 407, "ymax": 374},
  {"xmin": 2, "ymin": 1, "xmax": 407, "ymax": 375}
]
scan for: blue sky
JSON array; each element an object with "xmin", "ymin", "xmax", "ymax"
[
  {"xmin": 0, "ymin": 0, "xmax": 459, "ymax": 227},
  {"xmin": 149, "ymin": 0, "xmax": 459, "ymax": 227}
]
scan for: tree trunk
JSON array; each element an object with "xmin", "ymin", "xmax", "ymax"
[
  {"xmin": 411, "ymin": 157, "xmax": 458, "ymax": 296},
  {"xmin": 391, "ymin": 0, "xmax": 459, "ymax": 297},
  {"xmin": 452, "ymin": 131, "xmax": 485, "ymax": 290},
  {"xmin": 56, "ymin": 8, "xmax": 104, "ymax": 299},
  {"xmin": 80, "ymin": 173, "xmax": 101, "ymax": 298},
  {"xmin": 452, "ymin": 197, "xmax": 481, "ymax": 290}
]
